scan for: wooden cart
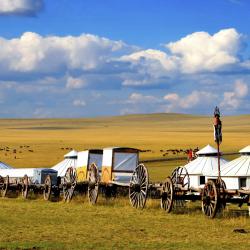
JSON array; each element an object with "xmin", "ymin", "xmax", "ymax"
[
  {"xmin": 0, "ymin": 168, "xmax": 58, "ymax": 201},
  {"xmin": 62, "ymin": 149, "xmax": 103, "ymax": 203},
  {"xmin": 89, "ymin": 147, "xmax": 150, "ymax": 209},
  {"xmin": 158, "ymin": 166, "xmax": 250, "ymax": 218}
]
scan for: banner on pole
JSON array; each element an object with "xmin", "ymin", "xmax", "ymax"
[{"xmin": 213, "ymin": 106, "xmax": 222, "ymax": 144}]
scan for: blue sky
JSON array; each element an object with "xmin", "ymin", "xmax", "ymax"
[{"xmin": 0, "ymin": 0, "xmax": 249, "ymax": 118}]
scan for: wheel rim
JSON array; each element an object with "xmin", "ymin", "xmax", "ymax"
[
  {"xmin": 202, "ymin": 180, "xmax": 218, "ymax": 218},
  {"xmin": 216, "ymin": 178, "xmax": 226, "ymax": 209},
  {"xmin": 1, "ymin": 175, "xmax": 9, "ymax": 197},
  {"xmin": 129, "ymin": 164, "xmax": 149, "ymax": 209},
  {"xmin": 171, "ymin": 167, "xmax": 190, "ymax": 191},
  {"xmin": 43, "ymin": 175, "xmax": 52, "ymax": 201},
  {"xmin": 88, "ymin": 163, "xmax": 99, "ymax": 204},
  {"xmin": 63, "ymin": 167, "xmax": 77, "ymax": 202},
  {"xmin": 161, "ymin": 177, "xmax": 174, "ymax": 213},
  {"xmin": 22, "ymin": 175, "xmax": 29, "ymax": 199}
]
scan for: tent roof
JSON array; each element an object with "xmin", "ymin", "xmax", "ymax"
[
  {"xmin": 51, "ymin": 158, "xmax": 77, "ymax": 177},
  {"xmin": 239, "ymin": 145, "xmax": 250, "ymax": 154},
  {"xmin": 64, "ymin": 150, "xmax": 78, "ymax": 158},
  {"xmin": 220, "ymin": 155, "xmax": 250, "ymax": 177},
  {"xmin": 184, "ymin": 156, "xmax": 228, "ymax": 175},
  {"xmin": 196, "ymin": 144, "xmax": 220, "ymax": 155},
  {"xmin": 0, "ymin": 161, "xmax": 13, "ymax": 169}
]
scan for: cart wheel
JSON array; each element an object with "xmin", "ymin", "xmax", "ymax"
[
  {"xmin": 53, "ymin": 177, "xmax": 61, "ymax": 198},
  {"xmin": 202, "ymin": 180, "xmax": 218, "ymax": 218},
  {"xmin": 22, "ymin": 175, "xmax": 29, "ymax": 199},
  {"xmin": 129, "ymin": 164, "xmax": 149, "ymax": 209},
  {"xmin": 43, "ymin": 175, "xmax": 52, "ymax": 201},
  {"xmin": 216, "ymin": 178, "xmax": 227, "ymax": 209},
  {"xmin": 161, "ymin": 177, "xmax": 174, "ymax": 213},
  {"xmin": 171, "ymin": 166, "xmax": 190, "ymax": 191},
  {"xmin": 63, "ymin": 167, "xmax": 77, "ymax": 202},
  {"xmin": 1, "ymin": 175, "xmax": 9, "ymax": 197},
  {"xmin": 88, "ymin": 163, "xmax": 99, "ymax": 204}
]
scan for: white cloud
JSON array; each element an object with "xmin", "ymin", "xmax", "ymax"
[
  {"xmin": 0, "ymin": 32, "xmax": 129, "ymax": 76},
  {"xmin": 66, "ymin": 76, "xmax": 87, "ymax": 89},
  {"xmin": 120, "ymin": 28, "xmax": 243, "ymax": 86},
  {"xmin": 164, "ymin": 91, "xmax": 217, "ymax": 112},
  {"xmin": 0, "ymin": 0, "xmax": 43, "ymax": 15},
  {"xmin": 121, "ymin": 49, "xmax": 178, "ymax": 75},
  {"xmin": 126, "ymin": 93, "xmax": 159, "ymax": 104},
  {"xmin": 0, "ymin": 28, "xmax": 247, "ymax": 91},
  {"xmin": 220, "ymin": 79, "xmax": 248, "ymax": 109},
  {"xmin": 166, "ymin": 28, "xmax": 241, "ymax": 73},
  {"xmin": 164, "ymin": 93, "xmax": 179, "ymax": 102},
  {"xmin": 73, "ymin": 99, "xmax": 86, "ymax": 107}
]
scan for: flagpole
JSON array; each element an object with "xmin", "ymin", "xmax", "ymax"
[
  {"xmin": 214, "ymin": 106, "xmax": 222, "ymax": 183},
  {"xmin": 217, "ymin": 142, "xmax": 221, "ymax": 181}
]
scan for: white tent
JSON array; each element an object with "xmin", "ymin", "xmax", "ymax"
[
  {"xmin": 0, "ymin": 161, "xmax": 13, "ymax": 169},
  {"xmin": 184, "ymin": 144, "xmax": 228, "ymax": 189},
  {"xmin": 219, "ymin": 145, "xmax": 250, "ymax": 190},
  {"xmin": 51, "ymin": 150, "xmax": 78, "ymax": 177}
]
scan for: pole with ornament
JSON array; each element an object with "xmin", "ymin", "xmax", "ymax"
[{"xmin": 213, "ymin": 106, "xmax": 222, "ymax": 182}]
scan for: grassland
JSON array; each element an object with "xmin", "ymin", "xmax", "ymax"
[
  {"xmin": 0, "ymin": 113, "xmax": 250, "ymax": 171},
  {"xmin": 0, "ymin": 197, "xmax": 249, "ymax": 250},
  {"xmin": 0, "ymin": 113, "xmax": 250, "ymax": 249}
]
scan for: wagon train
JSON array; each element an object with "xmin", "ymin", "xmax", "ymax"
[
  {"xmin": 60, "ymin": 147, "xmax": 165, "ymax": 208},
  {"xmin": 61, "ymin": 147, "xmax": 148, "ymax": 207},
  {"xmin": 0, "ymin": 168, "xmax": 59, "ymax": 200}
]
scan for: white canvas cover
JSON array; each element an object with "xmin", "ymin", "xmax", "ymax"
[
  {"xmin": 196, "ymin": 144, "xmax": 218, "ymax": 155},
  {"xmin": 0, "ymin": 168, "xmax": 35, "ymax": 178},
  {"xmin": 64, "ymin": 150, "xmax": 78, "ymax": 158},
  {"xmin": 0, "ymin": 168, "xmax": 57, "ymax": 185},
  {"xmin": 76, "ymin": 151, "xmax": 89, "ymax": 168},
  {"xmin": 51, "ymin": 158, "xmax": 77, "ymax": 177},
  {"xmin": 51, "ymin": 149, "xmax": 78, "ymax": 177},
  {"xmin": 239, "ymin": 145, "xmax": 250, "ymax": 154},
  {"xmin": 185, "ymin": 145, "xmax": 227, "ymax": 176},
  {"xmin": 102, "ymin": 148, "xmax": 113, "ymax": 168},
  {"xmin": 220, "ymin": 146, "xmax": 250, "ymax": 177},
  {"xmin": 0, "ymin": 161, "xmax": 13, "ymax": 169},
  {"xmin": 205, "ymin": 146, "xmax": 250, "ymax": 190}
]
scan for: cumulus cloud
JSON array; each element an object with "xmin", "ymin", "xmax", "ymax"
[
  {"xmin": 0, "ymin": 32, "xmax": 130, "ymax": 78},
  {"xmin": 72, "ymin": 99, "xmax": 86, "ymax": 107},
  {"xmin": 120, "ymin": 28, "xmax": 244, "ymax": 86},
  {"xmin": 0, "ymin": 28, "xmax": 247, "ymax": 90},
  {"xmin": 220, "ymin": 79, "xmax": 248, "ymax": 109},
  {"xmin": 0, "ymin": 29, "xmax": 250, "ymax": 117},
  {"xmin": 0, "ymin": 0, "xmax": 43, "ymax": 15},
  {"xmin": 164, "ymin": 91, "xmax": 217, "ymax": 112},
  {"xmin": 166, "ymin": 28, "xmax": 241, "ymax": 73}
]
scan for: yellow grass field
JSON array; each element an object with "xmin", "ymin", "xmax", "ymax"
[
  {"xmin": 0, "ymin": 114, "xmax": 250, "ymax": 249},
  {"xmin": 0, "ymin": 113, "xmax": 250, "ymax": 170}
]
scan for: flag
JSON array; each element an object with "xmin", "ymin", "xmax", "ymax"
[{"xmin": 213, "ymin": 106, "xmax": 222, "ymax": 144}]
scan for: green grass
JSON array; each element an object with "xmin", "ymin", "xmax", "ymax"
[{"xmin": 0, "ymin": 198, "xmax": 249, "ymax": 250}]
